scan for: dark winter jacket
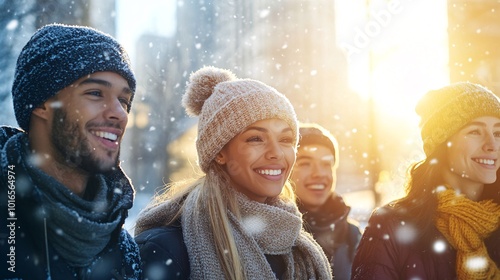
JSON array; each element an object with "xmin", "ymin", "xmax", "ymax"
[
  {"xmin": 135, "ymin": 219, "xmax": 288, "ymax": 280},
  {"xmin": 299, "ymin": 193, "xmax": 361, "ymax": 280},
  {"xmin": 0, "ymin": 126, "xmax": 141, "ymax": 279},
  {"xmin": 351, "ymin": 204, "xmax": 500, "ymax": 280}
]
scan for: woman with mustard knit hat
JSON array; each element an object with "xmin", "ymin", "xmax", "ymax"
[
  {"xmin": 352, "ymin": 82, "xmax": 500, "ymax": 280},
  {"xmin": 134, "ymin": 66, "xmax": 332, "ymax": 279}
]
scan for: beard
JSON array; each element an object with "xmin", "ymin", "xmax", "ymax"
[{"xmin": 51, "ymin": 108, "xmax": 120, "ymax": 173}]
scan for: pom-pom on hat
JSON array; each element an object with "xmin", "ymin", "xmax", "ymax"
[
  {"xmin": 12, "ymin": 23, "xmax": 136, "ymax": 132},
  {"xmin": 416, "ymin": 82, "xmax": 500, "ymax": 156},
  {"xmin": 298, "ymin": 123, "xmax": 339, "ymax": 167},
  {"xmin": 182, "ymin": 66, "xmax": 298, "ymax": 173}
]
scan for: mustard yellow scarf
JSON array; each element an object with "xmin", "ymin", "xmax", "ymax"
[{"xmin": 435, "ymin": 188, "xmax": 500, "ymax": 280}]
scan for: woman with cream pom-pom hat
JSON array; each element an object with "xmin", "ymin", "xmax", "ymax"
[{"xmin": 134, "ymin": 66, "xmax": 333, "ymax": 280}]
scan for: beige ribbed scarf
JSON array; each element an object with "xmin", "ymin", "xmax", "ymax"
[
  {"xmin": 435, "ymin": 188, "xmax": 500, "ymax": 280},
  {"xmin": 135, "ymin": 187, "xmax": 332, "ymax": 279}
]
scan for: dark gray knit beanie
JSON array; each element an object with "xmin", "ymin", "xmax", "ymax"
[{"xmin": 12, "ymin": 23, "xmax": 136, "ymax": 132}]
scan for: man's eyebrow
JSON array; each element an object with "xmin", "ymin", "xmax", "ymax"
[
  {"xmin": 79, "ymin": 78, "xmax": 132, "ymax": 95},
  {"xmin": 296, "ymin": 155, "xmax": 314, "ymax": 160},
  {"xmin": 79, "ymin": 78, "xmax": 112, "ymax": 87}
]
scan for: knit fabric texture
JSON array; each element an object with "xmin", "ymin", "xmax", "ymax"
[
  {"xmin": 416, "ymin": 82, "xmax": 500, "ymax": 156},
  {"xmin": 12, "ymin": 23, "xmax": 136, "ymax": 132},
  {"xmin": 182, "ymin": 66, "xmax": 298, "ymax": 172},
  {"xmin": 298, "ymin": 123, "xmax": 339, "ymax": 166},
  {"xmin": 135, "ymin": 187, "xmax": 333, "ymax": 279},
  {"xmin": 435, "ymin": 188, "xmax": 500, "ymax": 280}
]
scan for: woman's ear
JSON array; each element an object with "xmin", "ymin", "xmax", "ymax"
[{"xmin": 215, "ymin": 153, "xmax": 226, "ymax": 165}]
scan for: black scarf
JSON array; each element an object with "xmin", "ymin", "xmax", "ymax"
[
  {"xmin": 29, "ymin": 165, "xmax": 126, "ymax": 266},
  {"xmin": 299, "ymin": 193, "xmax": 351, "ymax": 254}
]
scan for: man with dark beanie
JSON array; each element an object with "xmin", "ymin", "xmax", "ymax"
[
  {"xmin": 290, "ymin": 122, "xmax": 361, "ymax": 280},
  {"xmin": 0, "ymin": 23, "xmax": 141, "ymax": 279}
]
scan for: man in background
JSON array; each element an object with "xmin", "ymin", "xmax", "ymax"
[{"xmin": 291, "ymin": 122, "xmax": 361, "ymax": 280}]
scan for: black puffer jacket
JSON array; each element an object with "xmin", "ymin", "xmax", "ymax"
[
  {"xmin": 351, "ymin": 205, "xmax": 500, "ymax": 280},
  {"xmin": 134, "ymin": 221, "xmax": 190, "ymax": 279},
  {"xmin": 135, "ymin": 219, "xmax": 289, "ymax": 280},
  {"xmin": 0, "ymin": 126, "xmax": 141, "ymax": 280}
]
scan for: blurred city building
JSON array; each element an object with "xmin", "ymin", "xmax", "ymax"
[{"xmin": 448, "ymin": 0, "xmax": 500, "ymax": 94}]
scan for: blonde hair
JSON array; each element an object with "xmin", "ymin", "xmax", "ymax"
[{"xmin": 151, "ymin": 161, "xmax": 296, "ymax": 280}]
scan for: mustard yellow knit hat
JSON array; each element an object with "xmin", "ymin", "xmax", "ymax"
[
  {"xmin": 182, "ymin": 66, "xmax": 298, "ymax": 172},
  {"xmin": 416, "ymin": 82, "xmax": 500, "ymax": 156}
]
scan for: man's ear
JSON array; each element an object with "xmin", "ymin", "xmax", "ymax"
[{"xmin": 31, "ymin": 102, "xmax": 50, "ymax": 120}]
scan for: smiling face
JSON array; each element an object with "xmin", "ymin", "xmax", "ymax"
[
  {"xmin": 443, "ymin": 116, "xmax": 500, "ymax": 198},
  {"xmin": 45, "ymin": 71, "xmax": 132, "ymax": 173},
  {"xmin": 291, "ymin": 144, "xmax": 336, "ymax": 212},
  {"xmin": 217, "ymin": 118, "xmax": 296, "ymax": 203}
]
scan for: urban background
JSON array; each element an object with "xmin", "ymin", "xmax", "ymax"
[{"xmin": 1, "ymin": 0, "xmax": 499, "ymax": 231}]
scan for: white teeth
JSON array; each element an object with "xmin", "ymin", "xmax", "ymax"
[
  {"xmin": 308, "ymin": 184, "xmax": 325, "ymax": 190},
  {"xmin": 92, "ymin": 131, "xmax": 118, "ymax": 141},
  {"xmin": 475, "ymin": 158, "xmax": 495, "ymax": 165},
  {"xmin": 257, "ymin": 169, "xmax": 282, "ymax": 176}
]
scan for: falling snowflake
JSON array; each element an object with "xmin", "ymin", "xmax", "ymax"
[
  {"xmin": 242, "ymin": 215, "xmax": 267, "ymax": 236},
  {"xmin": 464, "ymin": 256, "xmax": 488, "ymax": 272},
  {"xmin": 394, "ymin": 223, "xmax": 417, "ymax": 244},
  {"xmin": 433, "ymin": 239, "xmax": 446, "ymax": 253},
  {"xmin": 259, "ymin": 9, "xmax": 270, "ymax": 18}
]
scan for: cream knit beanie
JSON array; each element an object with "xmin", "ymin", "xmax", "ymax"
[
  {"xmin": 182, "ymin": 66, "xmax": 298, "ymax": 173},
  {"xmin": 416, "ymin": 82, "xmax": 500, "ymax": 157}
]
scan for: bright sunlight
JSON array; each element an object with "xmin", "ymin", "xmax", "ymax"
[{"xmin": 336, "ymin": 0, "xmax": 449, "ymax": 121}]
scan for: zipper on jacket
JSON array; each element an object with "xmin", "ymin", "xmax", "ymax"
[{"xmin": 44, "ymin": 218, "xmax": 52, "ymax": 279}]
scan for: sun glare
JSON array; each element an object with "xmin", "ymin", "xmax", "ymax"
[
  {"xmin": 336, "ymin": 0, "xmax": 449, "ymax": 120},
  {"xmin": 334, "ymin": 0, "xmax": 450, "ymax": 207}
]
